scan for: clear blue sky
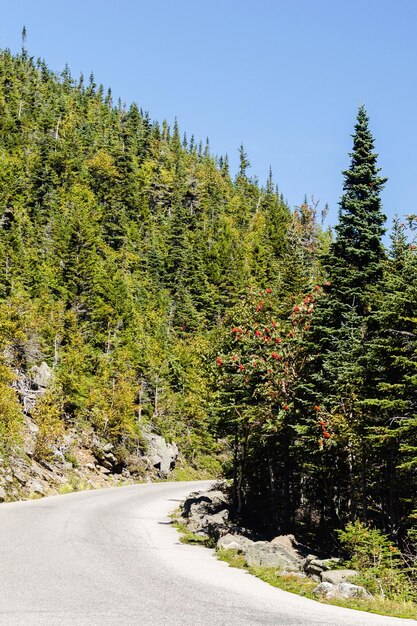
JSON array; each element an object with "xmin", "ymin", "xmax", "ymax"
[{"xmin": 1, "ymin": 0, "xmax": 416, "ymax": 228}]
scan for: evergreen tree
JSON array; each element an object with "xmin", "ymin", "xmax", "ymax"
[{"xmin": 297, "ymin": 105, "xmax": 388, "ymax": 534}]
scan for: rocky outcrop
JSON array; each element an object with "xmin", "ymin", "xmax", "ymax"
[
  {"xmin": 303, "ymin": 554, "xmax": 342, "ymax": 580},
  {"xmin": 13, "ymin": 361, "xmax": 53, "ymax": 414},
  {"xmin": 0, "ymin": 360, "xmax": 181, "ymax": 503},
  {"xmin": 0, "ymin": 416, "xmax": 180, "ymax": 503},
  {"xmin": 28, "ymin": 362, "xmax": 53, "ymax": 390},
  {"xmin": 143, "ymin": 434, "xmax": 178, "ymax": 476},
  {"xmin": 181, "ymin": 486, "xmax": 231, "ymax": 539},
  {"xmin": 179, "ymin": 484, "xmax": 371, "ymax": 596}
]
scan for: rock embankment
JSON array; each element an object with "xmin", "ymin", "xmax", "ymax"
[
  {"xmin": 0, "ymin": 425, "xmax": 179, "ymax": 502},
  {"xmin": 0, "ymin": 360, "xmax": 179, "ymax": 502},
  {"xmin": 180, "ymin": 483, "xmax": 371, "ymax": 601}
]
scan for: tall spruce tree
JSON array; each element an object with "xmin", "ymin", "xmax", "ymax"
[
  {"xmin": 329, "ymin": 105, "xmax": 387, "ymax": 308},
  {"xmin": 297, "ymin": 106, "xmax": 388, "ymax": 535}
]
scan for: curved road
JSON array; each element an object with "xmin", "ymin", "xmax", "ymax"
[{"xmin": 0, "ymin": 481, "xmax": 414, "ymax": 625}]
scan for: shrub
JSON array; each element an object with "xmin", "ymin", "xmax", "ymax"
[{"xmin": 337, "ymin": 520, "xmax": 415, "ymax": 601}]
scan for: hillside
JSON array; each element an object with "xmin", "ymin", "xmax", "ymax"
[{"xmin": 0, "ymin": 46, "xmax": 322, "ymax": 497}]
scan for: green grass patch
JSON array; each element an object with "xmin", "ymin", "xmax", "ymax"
[{"xmin": 172, "ymin": 514, "xmax": 216, "ymax": 548}]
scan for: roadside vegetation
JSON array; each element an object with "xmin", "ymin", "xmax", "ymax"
[{"xmin": 174, "ymin": 519, "xmax": 417, "ymax": 620}]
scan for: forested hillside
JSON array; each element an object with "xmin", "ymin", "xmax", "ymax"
[
  {"xmin": 1, "ymin": 42, "xmax": 417, "ymax": 575},
  {"xmin": 0, "ymin": 45, "xmax": 317, "ymax": 478}
]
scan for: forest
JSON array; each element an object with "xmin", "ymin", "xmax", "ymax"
[{"xmin": 0, "ymin": 42, "xmax": 417, "ymax": 583}]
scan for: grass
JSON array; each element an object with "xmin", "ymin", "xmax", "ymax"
[
  {"xmin": 170, "ymin": 508, "xmax": 216, "ymax": 548},
  {"xmin": 173, "ymin": 520, "xmax": 216, "ymax": 547}
]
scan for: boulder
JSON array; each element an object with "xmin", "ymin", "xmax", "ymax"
[
  {"xmin": 321, "ymin": 569, "xmax": 359, "ymax": 584},
  {"xmin": 313, "ymin": 582, "xmax": 338, "ymax": 598},
  {"xmin": 27, "ymin": 479, "xmax": 45, "ymax": 495},
  {"xmin": 144, "ymin": 433, "xmax": 178, "ymax": 475},
  {"xmin": 187, "ymin": 505, "xmax": 230, "ymax": 536},
  {"xmin": 0, "ymin": 486, "xmax": 6, "ymax": 502},
  {"xmin": 12, "ymin": 469, "xmax": 28, "ymax": 485},
  {"xmin": 205, "ymin": 509, "xmax": 230, "ymax": 540},
  {"xmin": 270, "ymin": 534, "xmax": 311, "ymax": 560},
  {"xmin": 217, "ymin": 533, "xmax": 254, "ymax": 553},
  {"xmin": 245, "ymin": 541, "xmax": 303, "ymax": 572},
  {"xmin": 305, "ymin": 562, "xmax": 326, "ymax": 577},
  {"xmin": 29, "ymin": 362, "xmax": 53, "ymax": 389},
  {"xmin": 104, "ymin": 452, "xmax": 117, "ymax": 464},
  {"xmin": 337, "ymin": 582, "xmax": 372, "ymax": 599},
  {"xmin": 182, "ymin": 490, "xmax": 229, "ymax": 519},
  {"xmin": 303, "ymin": 555, "xmax": 340, "ymax": 577},
  {"xmin": 314, "ymin": 581, "xmax": 371, "ymax": 600}
]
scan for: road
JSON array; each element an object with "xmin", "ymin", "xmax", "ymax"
[{"xmin": 0, "ymin": 480, "xmax": 414, "ymax": 625}]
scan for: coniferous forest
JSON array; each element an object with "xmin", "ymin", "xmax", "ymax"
[{"xmin": 1, "ymin": 44, "xmax": 417, "ymax": 582}]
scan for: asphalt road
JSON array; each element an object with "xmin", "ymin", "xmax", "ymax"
[{"xmin": 0, "ymin": 480, "xmax": 415, "ymax": 625}]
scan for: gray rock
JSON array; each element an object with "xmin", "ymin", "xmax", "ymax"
[
  {"xmin": 321, "ymin": 569, "xmax": 359, "ymax": 584},
  {"xmin": 337, "ymin": 582, "xmax": 371, "ymax": 599},
  {"xmin": 313, "ymin": 582, "xmax": 338, "ymax": 598},
  {"xmin": 4, "ymin": 475, "xmax": 13, "ymax": 483},
  {"xmin": 182, "ymin": 490, "xmax": 229, "ymax": 519},
  {"xmin": 245, "ymin": 541, "xmax": 302, "ymax": 572},
  {"xmin": 0, "ymin": 486, "xmax": 6, "ymax": 502},
  {"xmin": 305, "ymin": 563, "xmax": 326, "ymax": 577},
  {"xmin": 314, "ymin": 581, "xmax": 371, "ymax": 600},
  {"xmin": 217, "ymin": 533, "xmax": 254, "ymax": 553},
  {"xmin": 205, "ymin": 509, "xmax": 230, "ymax": 540},
  {"xmin": 270, "ymin": 534, "xmax": 311, "ymax": 561},
  {"xmin": 144, "ymin": 433, "xmax": 178, "ymax": 476},
  {"xmin": 187, "ymin": 507, "xmax": 230, "ymax": 540},
  {"xmin": 12, "ymin": 469, "xmax": 27, "ymax": 485},
  {"xmin": 27, "ymin": 479, "xmax": 45, "ymax": 495},
  {"xmin": 102, "ymin": 442, "xmax": 113, "ymax": 453},
  {"xmin": 304, "ymin": 556, "xmax": 337, "ymax": 576},
  {"xmin": 85, "ymin": 463, "xmax": 95, "ymax": 470},
  {"xmin": 29, "ymin": 362, "xmax": 53, "ymax": 389}
]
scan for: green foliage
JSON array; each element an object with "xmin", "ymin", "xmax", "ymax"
[
  {"xmin": 0, "ymin": 363, "xmax": 22, "ymax": 453},
  {"xmin": 338, "ymin": 520, "xmax": 415, "ymax": 601},
  {"xmin": 0, "ymin": 45, "xmax": 292, "ymax": 472},
  {"xmin": 33, "ymin": 391, "xmax": 65, "ymax": 461}
]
